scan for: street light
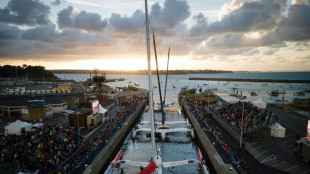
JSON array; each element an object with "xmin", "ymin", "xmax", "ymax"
[
  {"xmin": 240, "ymin": 96, "xmax": 247, "ymax": 148},
  {"xmin": 76, "ymin": 109, "xmax": 80, "ymax": 136}
]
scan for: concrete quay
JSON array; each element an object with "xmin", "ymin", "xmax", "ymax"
[
  {"xmin": 182, "ymin": 100, "xmax": 237, "ymax": 174},
  {"xmin": 83, "ymin": 100, "xmax": 146, "ymax": 174}
]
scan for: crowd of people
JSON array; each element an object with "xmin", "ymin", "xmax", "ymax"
[
  {"xmin": 188, "ymin": 100, "xmax": 250, "ymax": 174},
  {"xmin": 0, "ymin": 124, "xmax": 85, "ymax": 173},
  {"xmin": 0, "ymin": 97, "xmax": 144, "ymax": 174},
  {"xmin": 210, "ymin": 101, "xmax": 276, "ymax": 133}
]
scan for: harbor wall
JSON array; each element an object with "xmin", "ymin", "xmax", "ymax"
[
  {"xmin": 182, "ymin": 100, "xmax": 236, "ymax": 174},
  {"xmin": 83, "ymin": 100, "xmax": 146, "ymax": 174},
  {"xmin": 189, "ymin": 77, "xmax": 310, "ymax": 83}
]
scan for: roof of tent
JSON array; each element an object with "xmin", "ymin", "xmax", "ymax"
[
  {"xmin": 5, "ymin": 120, "xmax": 32, "ymax": 135},
  {"xmin": 269, "ymin": 122, "xmax": 285, "ymax": 130},
  {"xmin": 99, "ymin": 104, "xmax": 108, "ymax": 114},
  {"xmin": 253, "ymin": 98, "xmax": 266, "ymax": 109}
]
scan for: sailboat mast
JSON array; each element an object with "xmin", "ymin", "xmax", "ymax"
[
  {"xmin": 163, "ymin": 47, "xmax": 170, "ymax": 105},
  {"xmin": 153, "ymin": 33, "xmax": 165, "ymax": 125},
  {"xmin": 144, "ymin": 0, "xmax": 156, "ymax": 160}
]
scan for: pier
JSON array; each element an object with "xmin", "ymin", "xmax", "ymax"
[
  {"xmin": 189, "ymin": 77, "xmax": 310, "ymax": 83},
  {"xmin": 182, "ymin": 99, "xmax": 236, "ymax": 174},
  {"xmin": 83, "ymin": 100, "xmax": 146, "ymax": 174}
]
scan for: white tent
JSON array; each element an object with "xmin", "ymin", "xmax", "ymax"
[
  {"xmin": 5, "ymin": 120, "xmax": 32, "ymax": 135},
  {"xmin": 33, "ymin": 123, "xmax": 43, "ymax": 129},
  {"xmin": 269, "ymin": 122, "xmax": 286, "ymax": 138},
  {"xmin": 99, "ymin": 104, "xmax": 108, "ymax": 122},
  {"xmin": 253, "ymin": 98, "xmax": 266, "ymax": 109}
]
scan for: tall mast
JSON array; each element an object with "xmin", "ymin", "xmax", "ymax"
[
  {"xmin": 163, "ymin": 47, "xmax": 170, "ymax": 105},
  {"xmin": 144, "ymin": 0, "xmax": 156, "ymax": 159},
  {"xmin": 153, "ymin": 33, "xmax": 165, "ymax": 126}
]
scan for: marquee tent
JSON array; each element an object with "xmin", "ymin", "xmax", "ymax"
[
  {"xmin": 269, "ymin": 122, "xmax": 286, "ymax": 138},
  {"xmin": 99, "ymin": 104, "xmax": 108, "ymax": 122},
  {"xmin": 5, "ymin": 120, "xmax": 32, "ymax": 135},
  {"xmin": 253, "ymin": 98, "xmax": 266, "ymax": 109}
]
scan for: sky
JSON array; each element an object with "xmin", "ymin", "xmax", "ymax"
[{"xmin": 0, "ymin": 0, "xmax": 309, "ymax": 71}]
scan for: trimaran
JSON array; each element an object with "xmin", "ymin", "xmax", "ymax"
[{"xmin": 106, "ymin": 0, "xmax": 200, "ymax": 173}]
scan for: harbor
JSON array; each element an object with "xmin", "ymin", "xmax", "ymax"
[{"xmin": 1, "ymin": 0, "xmax": 310, "ymax": 173}]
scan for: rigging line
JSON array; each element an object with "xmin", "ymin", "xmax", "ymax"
[
  {"xmin": 133, "ymin": 21, "xmax": 147, "ymax": 61},
  {"xmin": 149, "ymin": 20, "xmax": 165, "ymax": 64}
]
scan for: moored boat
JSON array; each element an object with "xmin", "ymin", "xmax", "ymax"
[{"xmin": 250, "ymin": 91, "xmax": 258, "ymax": 96}]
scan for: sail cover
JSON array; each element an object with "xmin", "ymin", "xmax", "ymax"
[{"xmin": 139, "ymin": 161, "xmax": 156, "ymax": 174}]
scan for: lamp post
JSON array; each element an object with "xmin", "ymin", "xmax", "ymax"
[
  {"xmin": 240, "ymin": 96, "xmax": 246, "ymax": 148},
  {"xmin": 76, "ymin": 109, "xmax": 80, "ymax": 136},
  {"xmin": 208, "ymin": 90, "xmax": 210, "ymax": 109}
]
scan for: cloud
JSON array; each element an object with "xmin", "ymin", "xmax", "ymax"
[
  {"xmin": 275, "ymin": 2, "xmax": 310, "ymax": 41},
  {"xmin": 0, "ymin": 0, "xmax": 50, "ymax": 25},
  {"xmin": 109, "ymin": 10, "xmax": 145, "ymax": 35},
  {"xmin": 58, "ymin": 6, "xmax": 108, "ymax": 32},
  {"xmin": 0, "ymin": 23, "xmax": 114, "ymax": 58},
  {"xmin": 190, "ymin": 0, "xmax": 286, "ymax": 36},
  {"xmin": 109, "ymin": 0, "xmax": 190, "ymax": 36},
  {"xmin": 52, "ymin": 0, "xmax": 65, "ymax": 6},
  {"xmin": 150, "ymin": 0, "xmax": 190, "ymax": 29},
  {"xmin": 0, "ymin": 23, "xmax": 21, "ymax": 40}
]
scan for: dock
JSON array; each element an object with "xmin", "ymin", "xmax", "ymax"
[
  {"xmin": 83, "ymin": 100, "xmax": 146, "ymax": 174},
  {"xmin": 182, "ymin": 99, "xmax": 237, "ymax": 174}
]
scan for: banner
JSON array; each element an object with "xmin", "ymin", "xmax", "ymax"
[
  {"xmin": 92, "ymin": 100, "xmax": 99, "ymax": 114},
  {"xmin": 21, "ymin": 108, "xmax": 29, "ymax": 118}
]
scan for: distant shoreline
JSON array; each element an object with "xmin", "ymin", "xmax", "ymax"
[
  {"xmin": 189, "ymin": 77, "xmax": 310, "ymax": 83},
  {"xmin": 50, "ymin": 69, "xmax": 233, "ymax": 75}
]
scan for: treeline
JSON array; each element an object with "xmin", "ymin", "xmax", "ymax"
[
  {"xmin": 0, "ymin": 65, "xmax": 57, "ymax": 80},
  {"xmin": 51, "ymin": 69, "xmax": 233, "ymax": 75}
]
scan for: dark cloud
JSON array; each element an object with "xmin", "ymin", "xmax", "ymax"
[
  {"xmin": 0, "ymin": 23, "xmax": 21, "ymax": 40},
  {"xmin": 109, "ymin": 10, "xmax": 145, "ymax": 35},
  {"xmin": 52, "ymin": 0, "xmax": 64, "ymax": 6},
  {"xmin": 276, "ymin": 2, "xmax": 310, "ymax": 41},
  {"xmin": 0, "ymin": 24, "xmax": 114, "ymax": 58},
  {"xmin": 58, "ymin": 6, "xmax": 107, "ymax": 32},
  {"xmin": 109, "ymin": 0, "xmax": 190, "ymax": 35},
  {"xmin": 150, "ymin": 0, "xmax": 190, "ymax": 28},
  {"xmin": 0, "ymin": 0, "xmax": 50, "ymax": 25}
]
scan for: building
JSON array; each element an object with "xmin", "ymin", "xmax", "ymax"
[
  {"xmin": 69, "ymin": 109, "xmax": 91, "ymax": 128},
  {"xmin": 292, "ymin": 99, "xmax": 310, "ymax": 110}
]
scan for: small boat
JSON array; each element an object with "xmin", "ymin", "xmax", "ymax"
[
  {"xmin": 270, "ymin": 90, "xmax": 279, "ymax": 96},
  {"xmin": 134, "ymin": 83, "xmax": 139, "ymax": 86},
  {"xmin": 154, "ymin": 86, "xmax": 157, "ymax": 88},
  {"xmin": 250, "ymin": 91, "xmax": 258, "ymax": 96},
  {"xmin": 172, "ymin": 85, "xmax": 176, "ymax": 88},
  {"xmin": 296, "ymin": 91, "xmax": 305, "ymax": 96},
  {"xmin": 203, "ymin": 84, "xmax": 208, "ymax": 86}
]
